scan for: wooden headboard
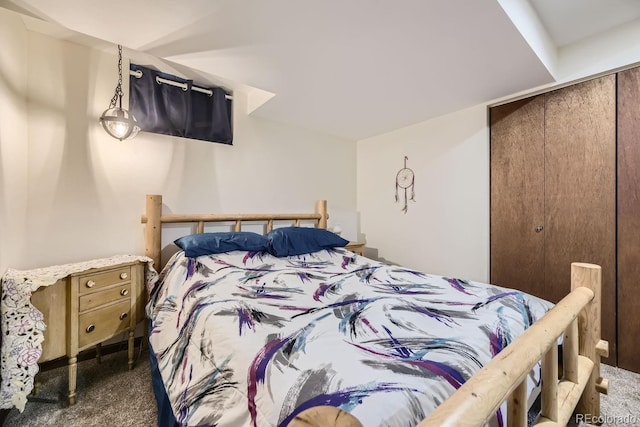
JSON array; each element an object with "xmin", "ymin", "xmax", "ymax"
[{"xmin": 140, "ymin": 194, "xmax": 329, "ymax": 271}]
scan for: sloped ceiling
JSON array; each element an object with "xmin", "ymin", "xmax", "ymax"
[{"xmin": 1, "ymin": 0, "xmax": 640, "ymax": 140}]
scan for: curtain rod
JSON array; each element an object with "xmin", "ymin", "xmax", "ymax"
[{"xmin": 129, "ymin": 69, "xmax": 232, "ymax": 100}]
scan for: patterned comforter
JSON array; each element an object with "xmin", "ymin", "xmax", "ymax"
[{"xmin": 147, "ymin": 248, "xmax": 554, "ymax": 427}]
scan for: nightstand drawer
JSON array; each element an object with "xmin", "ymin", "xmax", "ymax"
[
  {"xmin": 78, "ymin": 284, "xmax": 131, "ymax": 312},
  {"xmin": 78, "ymin": 266, "xmax": 131, "ymax": 294},
  {"xmin": 78, "ymin": 300, "xmax": 131, "ymax": 348}
]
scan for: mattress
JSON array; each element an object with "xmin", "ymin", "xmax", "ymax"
[{"xmin": 146, "ymin": 248, "xmax": 553, "ymax": 427}]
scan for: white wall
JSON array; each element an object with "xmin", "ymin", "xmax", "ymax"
[
  {"xmin": 0, "ymin": 10, "xmax": 29, "ymax": 275},
  {"xmin": 357, "ymin": 104, "xmax": 489, "ymax": 282},
  {"xmin": 557, "ymin": 19, "xmax": 640, "ymax": 81},
  {"xmin": 0, "ymin": 28, "xmax": 356, "ymax": 272}
]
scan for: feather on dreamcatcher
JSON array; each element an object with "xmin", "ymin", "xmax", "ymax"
[{"xmin": 395, "ymin": 156, "xmax": 415, "ymax": 213}]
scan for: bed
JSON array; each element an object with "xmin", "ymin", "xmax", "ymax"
[{"xmin": 141, "ymin": 195, "xmax": 608, "ymax": 427}]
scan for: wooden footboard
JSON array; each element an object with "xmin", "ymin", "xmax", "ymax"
[{"xmin": 290, "ymin": 263, "xmax": 607, "ymax": 427}]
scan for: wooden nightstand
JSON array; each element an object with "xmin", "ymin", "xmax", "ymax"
[
  {"xmin": 345, "ymin": 241, "xmax": 365, "ymax": 255},
  {"xmin": 31, "ymin": 260, "xmax": 145, "ymax": 405}
]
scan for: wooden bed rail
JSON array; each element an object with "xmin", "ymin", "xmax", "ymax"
[
  {"xmin": 417, "ymin": 262, "xmax": 606, "ymax": 427},
  {"xmin": 141, "ymin": 194, "xmax": 328, "ymax": 271}
]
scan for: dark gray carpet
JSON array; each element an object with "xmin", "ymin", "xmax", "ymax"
[
  {"xmin": 4, "ymin": 354, "xmax": 639, "ymax": 426},
  {"xmin": 4, "ymin": 347, "xmax": 156, "ymax": 427},
  {"xmin": 589, "ymin": 363, "xmax": 640, "ymax": 426}
]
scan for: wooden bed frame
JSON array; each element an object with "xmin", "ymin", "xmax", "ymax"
[{"xmin": 141, "ymin": 194, "xmax": 608, "ymax": 427}]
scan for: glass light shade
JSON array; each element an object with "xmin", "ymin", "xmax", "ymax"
[{"xmin": 99, "ymin": 107, "xmax": 140, "ymax": 141}]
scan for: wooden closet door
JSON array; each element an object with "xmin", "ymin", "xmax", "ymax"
[
  {"xmin": 617, "ymin": 66, "xmax": 640, "ymax": 372},
  {"xmin": 544, "ymin": 75, "xmax": 616, "ymax": 364},
  {"xmin": 490, "ymin": 96, "xmax": 545, "ymax": 297}
]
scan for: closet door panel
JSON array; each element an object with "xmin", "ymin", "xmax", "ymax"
[
  {"xmin": 544, "ymin": 75, "xmax": 616, "ymax": 364},
  {"xmin": 617, "ymin": 66, "xmax": 640, "ymax": 372},
  {"xmin": 490, "ymin": 97, "xmax": 545, "ymax": 297}
]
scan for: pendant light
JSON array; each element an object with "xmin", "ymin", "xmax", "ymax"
[{"xmin": 99, "ymin": 45, "xmax": 140, "ymax": 141}]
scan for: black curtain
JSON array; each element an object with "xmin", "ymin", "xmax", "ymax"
[{"xmin": 129, "ymin": 64, "xmax": 232, "ymax": 144}]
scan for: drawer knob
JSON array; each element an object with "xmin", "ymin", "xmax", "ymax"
[
  {"xmin": 120, "ymin": 272, "xmax": 128, "ymax": 280},
  {"xmin": 86, "ymin": 280, "xmax": 96, "ymax": 288},
  {"xmin": 120, "ymin": 288, "xmax": 129, "ymax": 296},
  {"xmin": 86, "ymin": 324, "xmax": 95, "ymax": 333},
  {"xmin": 119, "ymin": 312, "xmax": 128, "ymax": 320}
]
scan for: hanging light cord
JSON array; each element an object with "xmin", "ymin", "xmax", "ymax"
[{"xmin": 108, "ymin": 45, "xmax": 124, "ymax": 109}]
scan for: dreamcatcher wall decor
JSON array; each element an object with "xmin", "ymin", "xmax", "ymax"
[{"xmin": 395, "ymin": 156, "xmax": 415, "ymax": 213}]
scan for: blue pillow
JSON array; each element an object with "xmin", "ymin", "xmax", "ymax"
[
  {"xmin": 266, "ymin": 226, "xmax": 349, "ymax": 257},
  {"xmin": 174, "ymin": 232, "xmax": 268, "ymax": 257}
]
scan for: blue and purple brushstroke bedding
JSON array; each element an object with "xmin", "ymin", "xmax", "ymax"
[{"xmin": 147, "ymin": 248, "xmax": 553, "ymax": 427}]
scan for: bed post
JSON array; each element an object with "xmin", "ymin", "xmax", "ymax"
[
  {"xmin": 288, "ymin": 406, "xmax": 362, "ymax": 427},
  {"xmin": 571, "ymin": 262, "xmax": 608, "ymax": 420},
  {"xmin": 145, "ymin": 194, "xmax": 163, "ymax": 271},
  {"xmin": 315, "ymin": 200, "xmax": 328, "ymax": 229}
]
